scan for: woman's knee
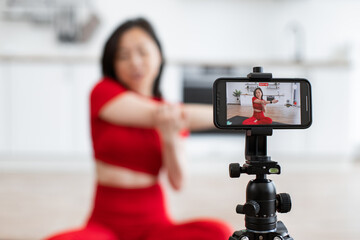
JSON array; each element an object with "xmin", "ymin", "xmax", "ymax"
[
  {"xmin": 177, "ymin": 219, "xmax": 233, "ymax": 240},
  {"xmin": 45, "ymin": 223, "xmax": 117, "ymax": 240},
  {"xmin": 258, "ymin": 117, "xmax": 272, "ymax": 124},
  {"xmin": 243, "ymin": 118, "xmax": 255, "ymax": 125},
  {"xmin": 196, "ymin": 219, "xmax": 233, "ymax": 239},
  {"xmin": 265, "ymin": 117, "xmax": 273, "ymax": 124},
  {"xmin": 145, "ymin": 219, "xmax": 232, "ymax": 240}
]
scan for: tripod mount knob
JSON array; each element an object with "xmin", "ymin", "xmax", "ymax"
[
  {"xmin": 229, "ymin": 163, "xmax": 242, "ymax": 178},
  {"xmin": 236, "ymin": 200, "xmax": 260, "ymax": 216},
  {"xmin": 276, "ymin": 193, "xmax": 292, "ymax": 213}
]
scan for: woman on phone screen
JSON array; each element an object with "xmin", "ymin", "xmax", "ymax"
[{"xmin": 242, "ymin": 87, "xmax": 278, "ymax": 125}]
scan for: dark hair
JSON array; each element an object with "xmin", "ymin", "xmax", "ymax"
[
  {"xmin": 101, "ymin": 17, "xmax": 164, "ymax": 98},
  {"xmin": 253, "ymin": 87, "xmax": 263, "ymax": 100}
]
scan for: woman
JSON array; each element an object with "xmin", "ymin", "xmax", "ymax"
[
  {"xmin": 242, "ymin": 87, "xmax": 278, "ymax": 125},
  {"xmin": 46, "ymin": 18, "xmax": 232, "ymax": 240}
]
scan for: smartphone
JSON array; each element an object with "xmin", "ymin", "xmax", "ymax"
[{"xmin": 213, "ymin": 78, "xmax": 312, "ymax": 129}]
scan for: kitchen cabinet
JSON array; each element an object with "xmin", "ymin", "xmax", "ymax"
[
  {"xmin": 0, "ymin": 62, "xmax": 10, "ymax": 152},
  {"xmin": 0, "ymin": 60, "xmax": 99, "ymax": 154}
]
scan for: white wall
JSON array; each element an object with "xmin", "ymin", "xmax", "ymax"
[
  {"xmin": 1, "ymin": 0, "xmax": 354, "ymax": 64},
  {"xmin": 89, "ymin": 0, "xmax": 360, "ymax": 62}
]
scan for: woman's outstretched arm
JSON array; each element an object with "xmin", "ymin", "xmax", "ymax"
[
  {"xmin": 182, "ymin": 104, "xmax": 214, "ymax": 131},
  {"xmin": 99, "ymin": 93, "xmax": 216, "ymax": 131},
  {"xmin": 99, "ymin": 92, "xmax": 160, "ymax": 128},
  {"xmin": 263, "ymin": 99, "xmax": 279, "ymax": 104}
]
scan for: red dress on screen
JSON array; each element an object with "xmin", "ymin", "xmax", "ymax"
[
  {"xmin": 46, "ymin": 77, "xmax": 232, "ymax": 240},
  {"xmin": 242, "ymin": 97, "xmax": 272, "ymax": 125}
]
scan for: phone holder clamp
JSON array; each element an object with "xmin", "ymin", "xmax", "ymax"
[{"xmin": 247, "ymin": 66, "xmax": 272, "ymax": 79}]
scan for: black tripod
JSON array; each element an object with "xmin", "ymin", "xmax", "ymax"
[{"xmin": 229, "ymin": 128, "xmax": 293, "ymax": 240}]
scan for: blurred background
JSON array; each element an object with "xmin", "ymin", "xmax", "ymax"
[{"xmin": 0, "ymin": 0, "xmax": 359, "ymax": 239}]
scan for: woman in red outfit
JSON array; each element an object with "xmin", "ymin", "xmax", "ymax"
[
  {"xmin": 242, "ymin": 87, "xmax": 278, "ymax": 125},
  {"xmin": 46, "ymin": 18, "xmax": 232, "ymax": 240}
]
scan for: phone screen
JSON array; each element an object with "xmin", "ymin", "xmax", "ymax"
[
  {"xmin": 213, "ymin": 78, "xmax": 312, "ymax": 129},
  {"xmin": 226, "ymin": 81, "xmax": 301, "ymax": 126}
]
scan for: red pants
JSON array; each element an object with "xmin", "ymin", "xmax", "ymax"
[
  {"xmin": 242, "ymin": 111, "xmax": 272, "ymax": 125},
  {"xmin": 46, "ymin": 183, "xmax": 232, "ymax": 240}
]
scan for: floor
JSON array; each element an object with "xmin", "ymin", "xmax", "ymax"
[
  {"xmin": 1, "ymin": 159, "xmax": 360, "ymax": 240},
  {"xmin": 227, "ymin": 105, "xmax": 300, "ymax": 125}
]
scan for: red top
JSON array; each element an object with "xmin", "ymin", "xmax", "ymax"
[
  {"xmin": 252, "ymin": 97, "xmax": 263, "ymax": 111},
  {"xmin": 90, "ymin": 77, "xmax": 163, "ymax": 176}
]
